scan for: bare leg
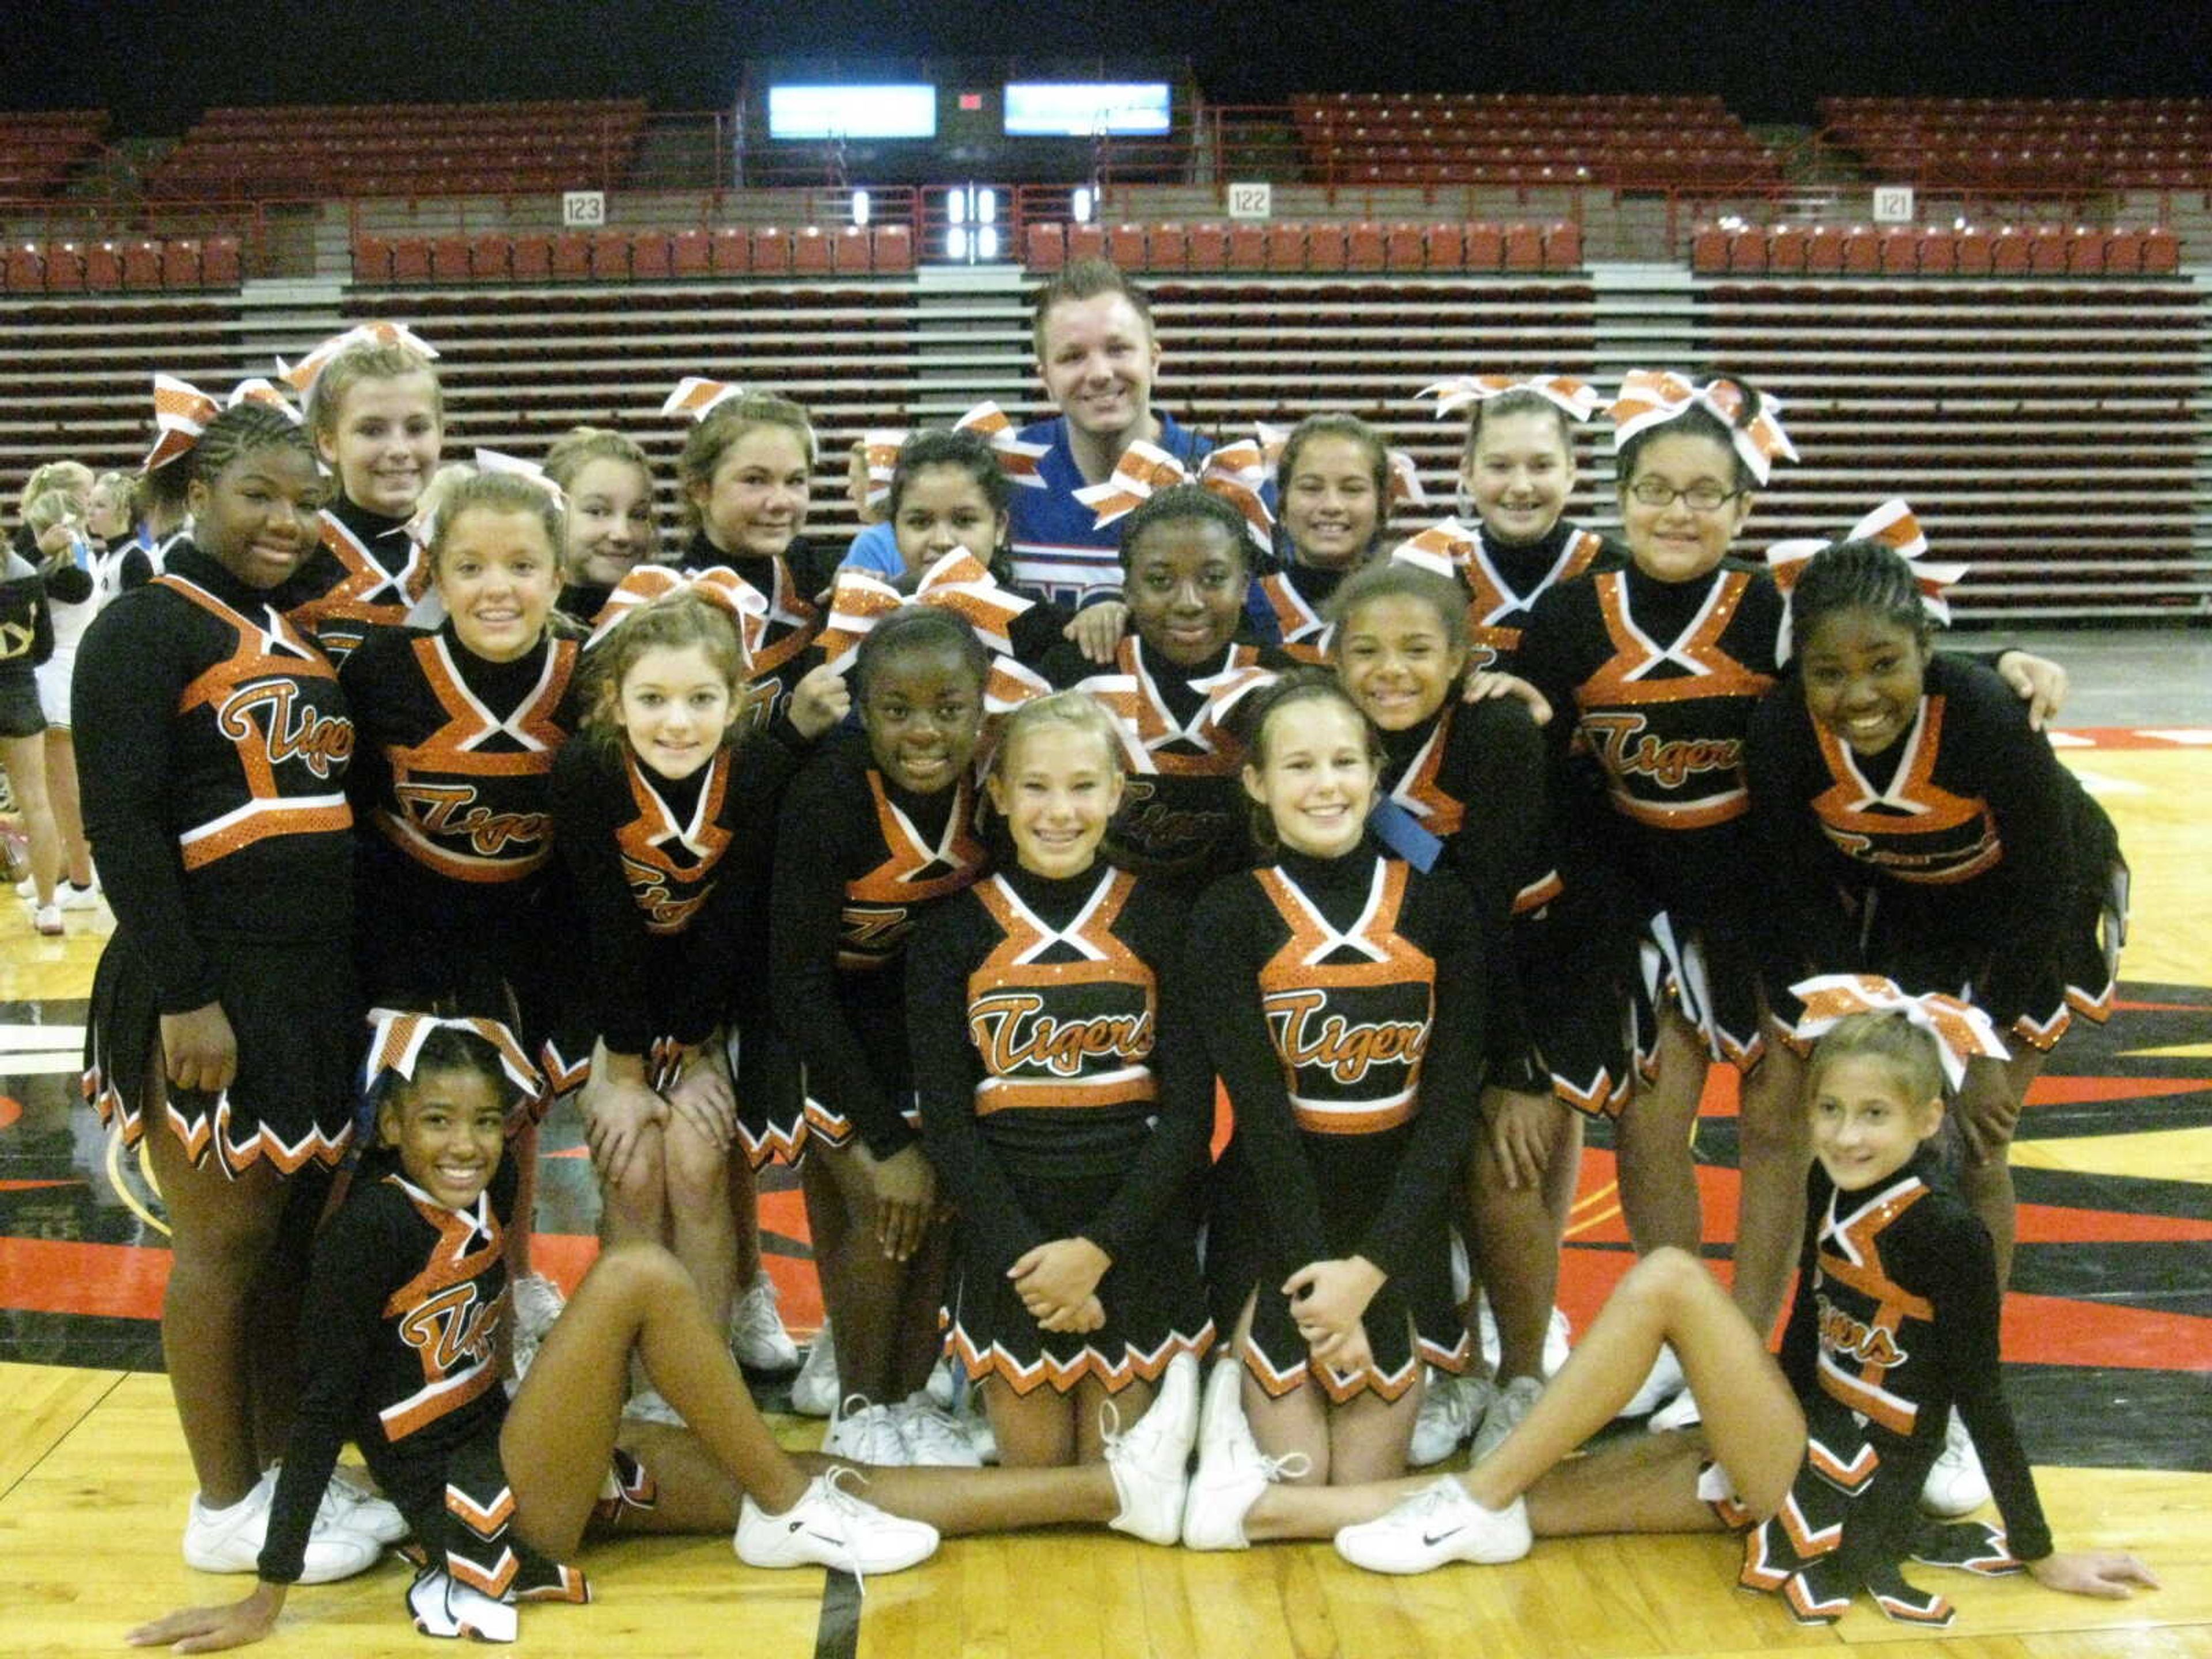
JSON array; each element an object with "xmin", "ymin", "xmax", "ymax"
[
  {"xmin": 1, "ymin": 733, "xmax": 60, "ymax": 906},
  {"xmin": 891, "ymin": 1219, "xmax": 952, "ymax": 1396},
  {"xmin": 145, "ymin": 1100, "xmax": 290, "ymax": 1506},
  {"xmin": 665, "ymin": 1108, "xmax": 738, "ymax": 1332},
  {"xmin": 1544, "ymin": 1108, "xmax": 1586, "ymax": 1243},
  {"xmin": 1614, "ymin": 1010, "xmax": 1707, "ymax": 1260},
  {"xmin": 1073, "ymin": 1373, "xmax": 1153, "ymax": 1464},
  {"xmin": 726, "ymin": 1147, "xmax": 763, "ymax": 1286},
  {"xmin": 1730, "ymin": 1041, "xmax": 1808, "ymax": 1339},
  {"xmin": 1469, "ymin": 1087, "xmax": 1567, "ymax": 1382},
  {"xmin": 796, "ymin": 1453, "xmax": 1118, "ymax": 1535},
  {"xmin": 246, "ymin": 1167, "xmax": 331, "ymax": 1465},
  {"xmin": 1957, "ymin": 1047, "xmax": 2045, "ymax": 1287},
  {"xmin": 596, "ymin": 1119, "xmax": 668, "ymax": 1249},
  {"xmin": 42, "ymin": 727, "xmax": 93, "ymax": 886},
  {"xmin": 983, "ymin": 1375, "xmax": 1077, "ymax": 1468},
  {"xmin": 802, "ymin": 1141, "xmax": 942, "ymax": 1403},
  {"xmin": 1462, "ymin": 1248, "xmax": 1804, "ymax": 1529},
  {"xmin": 501, "ymin": 1242, "xmax": 810, "ymax": 1559}
]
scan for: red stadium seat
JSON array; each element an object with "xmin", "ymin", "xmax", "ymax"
[
  {"xmin": 1066, "ymin": 224, "xmax": 1105, "ymax": 263},
  {"xmin": 2062, "ymin": 229, "xmax": 2103, "ymax": 274},
  {"xmin": 1108, "ymin": 223, "xmax": 1148, "ymax": 269},
  {"xmin": 1503, "ymin": 224, "xmax": 1544, "ymax": 270},
  {"xmin": 1267, "ymin": 223, "xmax": 1308, "ymax": 272},
  {"xmin": 430, "ymin": 236, "xmax": 471, "ymax": 283},
  {"xmin": 551, "ymin": 232, "xmax": 590, "ymax": 279},
  {"xmin": 1384, "ymin": 222, "xmax": 1425, "ymax": 270},
  {"xmin": 791, "ymin": 226, "xmax": 830, "ymax": 275},
  {"xmin": 1147, "ymin": 222, "xmax": 1188, "ymax": 271},
  {"xmin": 750, "ymin": 226, "xmax": 793, "ymax": 274},
  {"xmin": 1914, "ymin": 228, "xmax": 1955, "ymax": 274},
  {"xmin": 390, "ymin": 238, "xmax": 431, "ymax": 283},
  {"xmin": 1423, "ymin": 223, "xmax": 1464, "ymax": 270},
  {"xmin": 631, "ymin": 231, "xmax": 673, "ymax": 279},
  {"xmin": 590, "ymin": 230, "xmax": 631, "ymax": 280},
  {"xmin": 1303, "ymin": 222, "xmax": 1346, "ymax": 272},
  {"xmin": 2142, "ymin": 228, "xmax": 2179, "ymax": 272},
  {"xmin": 469, "ymin": 234, "xmax": 512, "ymax": 281},
  {"xmin": 709, "ymin": 226, "xmax": 749, "ymax": 275},
  {"xmin": 1228, "ymin": 223, "xmax": 1268, "ymax": 270},
  {"xmin": 509, "ymin": 234, "xmax": 552, "ymax": 280},
  {"xmin": 4, "ymin": 244, "xmax": 43, "ymax": 291},
  {"xmin": 1690, "ymin": 226, "xmax": 1728, "ymax": 272},
  {"xmin": 1990, "ymin": 228, "xmax": 2029, "ymax": 273},
  {"xmin": 1952, "ymin": 227, "xmax": 1991, "ymax": 274},
  {"xmin": 1878, "ymin": 228, "xmax": 1919, "ymax": 274},
  {"xmin": 1185, "ymin": 222, "xmax": 1227, "ymax": 271},
  {"xmin": 1804, "ymin": 226, "xmax": 1842, "ymax": 274},
  {"xmin": 351, "ymin": 234, "xmax": 392, "ymax": 283},
  {"xmin": 1024, "ymin": 222, "xmax": 1065, "ymax": 272},
  {"xmin": 2028, "ymin": 225, "xmax": 2067, "ymax": 274},
  {"xmin": 1539, "ymin": 221, "xmax": 1579, "ymax": 270},
  {"xmin": 162, "ymin": 239, "xmax": 203, "ymax": 288},
  {"xmin": 1346, "ymin": 221, "xmax": 1385, "ymax": 271},
  {"xmin": 1766, "ymin": 225, "xmax": 1806, "ymax": 272},
  {"xmin": 671, "ymin": 228, "xmax": 710, "ymax": 276},
  {"xmin": 871, "ymin": 223, "xmax": 914, "ymax": 272},
  {"xmin": 1728, "ymin": 229, "xmax": 1768, "ymax": 273},
  {"xmin": 1840, "ymin": 228, "xmax": 1880, "ymax": 273},
  {"xmin": 83, "ymin": 241, "xmax": 122, "ymax": 290},
  {"xmin": 202, "ymin": 235, "xmax": 241, "ymax": 286},
  {"xmin": 39, "ymin": 243, "xmax": 84, "ymax": 292},
  {"xmin": 1464, "ymin": 222, "xmax": 1503, "ymax": 270},
  {"xmin": 2100, "ymin": 229, "xmax": 2142, "ymax": 273},
  {"xmin": 828, "ymin": 226, "xmax": 870, "ymax": 274}
]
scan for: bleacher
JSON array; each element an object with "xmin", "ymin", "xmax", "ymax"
[
  {"xmin": 0, "ymin": 109, "xmax": 108, "ymax": 196},
  {"xmin": 1292, "ymin": 93, "xmax": 1778, "ymax": 189},
  {"xmin": 146, "ymin": 99, "xmax": 648, "ymax": 199},
  {"xmin": 1823, "ymin": 96, "xmax": 2212, "ymax": 188}
]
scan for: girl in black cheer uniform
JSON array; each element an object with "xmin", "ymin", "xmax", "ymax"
[{"xmin": 543, "ymin": 425, "xmax": 657, "ymax": 630}]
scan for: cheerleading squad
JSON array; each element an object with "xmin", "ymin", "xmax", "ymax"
[{"xmin": 0, "ymin": 259, "xmax": 2149, "ymax": 1649}]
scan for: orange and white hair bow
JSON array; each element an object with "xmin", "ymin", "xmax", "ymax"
[
  {"xmin": 859, "ymin": 402, "xmax": 1051, "ymax": 513},
  {"xmin": 363, "ymin": 1006, "xmax": 547, "ymax": 1117},
  {"xmin": 1196, "ymin": 439, "xmax": 1277, "ymax": 553},
  {"xmin": 1789, "ymin": 974, "xmax": 2009, "ymax": 1092},
  {"xmin": 813, "ymin": 549, "xmax": 1035, "ymax": 674},
  {"xmin": 402, "ymin": 449, "xmax": 573, "ymax": 552},
  {"xmin": 661, "ymin": 377, "xmax": 747, "ymax": 422},
  {"xmin": 143, "ymin": 373, "xmax": 302, "ymax": 469},
  {"xmin": 585, "ymin": 563, "xmax": 770, "ymax": 664},
  {"xmin": 1385, "ymin": 449, "xmax": 1427, "ymax": 507},
  {"xmin": 1416, "ymin": 373, "xmax": 1601, "ymax": 423},
  {"xmin": 1766, "ymin": 500, "xmax": 1966, "ymax": 662},
  {"xmin": 1608, "ymin": 369, "xmax": 1798, "ymax": 487},
  {"xmin": 1073, "ymin": 439, "xmax": 1279, "ymax": 555},
  {"xmin": 1072, "ymin": 439, "xmax": 1199, "ymax": 529},
  {"xmin": 277, "ymin": 321, "xmax": 439, "ymax": 394},
  {"xmin": 1389, "ymin": 520, "xmax": 1476, "ymax": 580}
]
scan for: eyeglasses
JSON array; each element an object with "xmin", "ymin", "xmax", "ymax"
[{"xmin": 1626, "ymin": 478, "xmax": 1745, "ymax": 512}]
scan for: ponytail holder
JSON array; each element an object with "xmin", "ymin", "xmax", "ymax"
[
  {"xmin": 277, "ymin": 321, "xmax": 440, "ymax": 394},
  {"xmin": 859, "ymin": 402, "xmax": 1054, "ymax": 513},
  {"xmin": 142, "ymin": 373, "xmax": 223, "ymax": 470},
  {"xmin": 363, "ymin": 1007, "xmax": 547, "ymax": 1121},
  {"xmin": 1767, "ymin": 500, "xmax": 1967, "ymax": 664},
  {"xmin": 1608, "ymin": 369, "xmax": 1798, "ymax": 487},
  {"xmin": 814, "ymin": 550, "xmax": 1034, "ymax": 673},
  {"xmin": 584, "ymin": 563, "xmax": 769, "ymax": 664},
  {"xmin": 1789, "ymin": 974, "xmax": 2009, "ymax": 1093},
  {"xmin": 661, "ymin": 377, "xmax": 747, "ymax": 422},
  {"xmin": 1416, "ymin": 373, "xmax": 1601, "ymax": 423}
]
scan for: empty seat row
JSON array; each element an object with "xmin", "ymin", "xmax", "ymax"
[
  {"xmin": 350, "ymin": 225, "xmax": 915, "ymax": 285},
  {"xmin": 1025, "ymin": 220, "xmax": 1584, "ymax": 275},
  {"xmin": 0, "ymin": 236, "xmax": 244, "ymax": 293},
  {"xmin": 1688, "ymin": 223, "xmax": 2180, "ymax": 277}
]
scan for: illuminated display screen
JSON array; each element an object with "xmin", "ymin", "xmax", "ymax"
[
  {"xmin": 766, "ymin": 84, "xmax": 938, "ymax": 141},
  {"xmin": 1002, "ymin": 82, "xmax": 1172, "ymax": 137}
]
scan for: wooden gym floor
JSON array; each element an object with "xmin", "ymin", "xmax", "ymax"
[{"xmin": 2, "ymin": 641, "xmax": 2206, "ymax": 1657}]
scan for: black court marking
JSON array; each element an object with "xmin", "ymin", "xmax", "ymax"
[{"xmin": 812, "ymin": 1566, "xmax": 861, "ymax": 1659}]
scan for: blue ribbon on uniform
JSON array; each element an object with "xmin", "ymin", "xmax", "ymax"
[{"xmin": 1368, "ymin": 798, "xmax": 1441, "ymax": 872}]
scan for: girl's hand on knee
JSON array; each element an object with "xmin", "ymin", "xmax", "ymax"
[
  {"xmin": 2028, "ymin": 1550, "xmax": 2159, "ymax": 1599},
  {"xmin": 127, "ymin": 1582, "xmax": 284, "ymax": 1652},
  {"xmin": 584, "ymin": 1078, "xmax": 667, "ymax": 1185},
  {"xmin": 1486, "ymin": 1089, "xmax": 1557, "ymax": 1190},
  {"xmin": 862, "ymin": 1142, "xmax": 937, "ymax": 1261},
  {"xmin": 665, "ymin": 1050, "xmax": 737, "ymax": 1151},
  {"xmin": 1955, "ymin": 1058, "xmax": 2020, "ymax": 1160},
  {"xmin": 1461, "ymin": 669, "xmax": 1551, "ymax": 726},
  {"xmin": 1065, "ymin": 600, "xmax": 1128, "ymax": 664},
  {"xmin": 160, "ymin": 1002, "xmax": 237, "ymax": 1096}
]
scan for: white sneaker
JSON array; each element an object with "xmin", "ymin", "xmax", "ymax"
[
  {"xmin": 183, "ymin": 1469, "xmax": 382, "ymax": 1584},
  {"xmin": 1543, "ymin": 1306, "xmax": 1573, "ymax": 1377},
  {"xmin": 923, "ymin": 1354, "xmax": 959, "ymax": 1409},
  {"xmin": 1180, "ymin": 1359, "xmax": 1310, "ymax": 1550},
  {"xmin": 10, "ymin": 876, "xmax": 29, "ymax": 900},
  {"xmin": 1619, "ymin": 1343, "xmax": 1684, "ymax": 1418},
  {"xmin": 1334, "ymin": 1477, "xmax": 1532, "ymax": 1574},
  {"xmin": 408, "ymin": 1567, "xmax": 517, "ymax": 1641},
  {"xmin": 1921, "ymin": 1408, "xmax": 1990, "ymax": 1517},
  {"xmin": 957, "ymin": 1383, "xmax": 998, "ymax": 1464},
  {"xmin": 320, "ymin": 1463, "xmax": 409, "ymax": 1546},
  {"xmin": 32, "ymin": 903, "xmax": 62, "ymax": 936},
  {"xmin": 58, "ymin": 880, "xmax": 101, "ymax": 911},
  {"xmin": 730, "ymin": 1270, "xmax": 801, "ymax": 1372},
  {"xmin": 823, "ymin": 1397, "xmax": 910, "ymax": 1465},
  {"xmin": 1410, "ymin": 1370, "xmax": 1483, "ymax": 1467},
  {"xmin": 509, "ymin": 1271, "xmax": 566, "ymax": 1381},
  {"xmin": 1471, "ymin": 1374, "xmax": 1543, "ymax": 1463},
  {"xmin": 1648, "ymin": 1385, "xmax": 1703, "ymax": 1433},
  {"xmin": 624, "ymin": 1389, "xmax": 687, "ymax": 1427},
  {"xmin": 894, "ymin": 1393, "xmax": 983, "ymax": 1468},
  {"xmin": 790, "ymin": 1322, "xmax": 838, "ymax": 1418},
  {"xmin": 1103, "ymin": 1353, "xmax": 1198, "ymax": 1545},
  {"xmin": 735, "ymin": 1468, "xmax": 938, "ymax": 1581}
]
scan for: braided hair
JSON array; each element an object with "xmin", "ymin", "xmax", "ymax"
[{"xmin": 1789, "ymin": 537, "xmax": 1936, "ymax": 663}]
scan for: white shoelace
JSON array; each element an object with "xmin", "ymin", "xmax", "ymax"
[{"xmin": 815, "ymin": 1465, "xmax": 879, "ymax": 1595}]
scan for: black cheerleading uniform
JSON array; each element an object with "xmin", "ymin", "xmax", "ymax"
[
  {"xmin": 551, "ymin": 722, "xmax": 809, "ymax": 1158},
  {"xmin": 1192, "ymin": 843, "xmax": 1485, "ymax": 1402},
  {"xmin": 1747, "ymin": 653, "xmax": 2125, "ymax": 1052},
  {"xmin": 286, "ymin": 495, "xmax": 431, "ymax": 666},
  {"xmin": 340, "ymin": 624, "xmax": 584, "ymax": 1088},
  {"xmin": 911, "ymin": 863, "xmax": 1215, "ymax": 1393},
  {"xmin": 672, "ymin": 529, "xmax": 839, "ymax": 735},
  {"xmin": 75, "ymin": 542, "xmax": 359, "ymax": 1175},
  {"xmin": 1372, "ymin": 697, "xmax": 1554, "ymax": 1096},
  {"xmin": 0, "ymin": 546, "xmax": 55, "ymax": 737},
  {"xmin": 1392, "ymin": 516, "xmax": 1624, "ymax": 675},
  {"xmin": 260, "ymin": 1149, "xmax": 650, "ymax": 1603},
  {"xmin": 1251, "ymin": 560, "xmax": 1355, "ymax": 665},
  {"xmin": 770, "ymin": 732, "xmax": 986, "ymax": 1158},
  {"xmin": 1707, "ymin": 1148, "xmax": 2051, "ymax": 1626},
  {"xmin": 1520, "ymin": 557, "xmax": 1786, "ymax": 1078},
  {"xmin": 1037, "ymin": 635, "xmax": 1290, "ymax": 889}
]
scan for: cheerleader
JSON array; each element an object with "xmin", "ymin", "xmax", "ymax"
[
  {"xmin": 1327, "ymin": 562, "xmax": 1562, "ymax": 1463},
  {"xmin": 1332, "ymin": 985, "xmax": 2157, "ymax": 1628},
  {"xmin": 75, "ymin": 400, "xmax": 388, "ymax": 1577},
  {"xmin": 770, "ymin": 607, "xmax": 992, "ymax": 1463},
  {"xmin": 1038, "ymin": 485, "xmax": 1294, "ymax": 888},
  {"xmin": 0, "ymin": 510, "xmax": 61, "ymax": 931},
  {"xmin": 1255, "ymin": 414, "xmax": 1398, "ymax": 663},
  {"xmin": 1177, "ymin": 673, "xmax": 1484, "ymax": 1547},
  {"xmin": 553, "ymin": 587, "xmax": 842, "ymax": 1400},
  {"xmin": 16, "ymin": 482, "xmax": 99, "ymax": 923},
  {"xmin": 911, "ymin": 692, "xmax": 1214, "ymax": 1465},
  {"xmin": 283, "ymin": 322, "xmax": 444, "ymax": 664},
  {"xmin": 541, "ymin": 425, "xmax": 656, "ymax": 629}
]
